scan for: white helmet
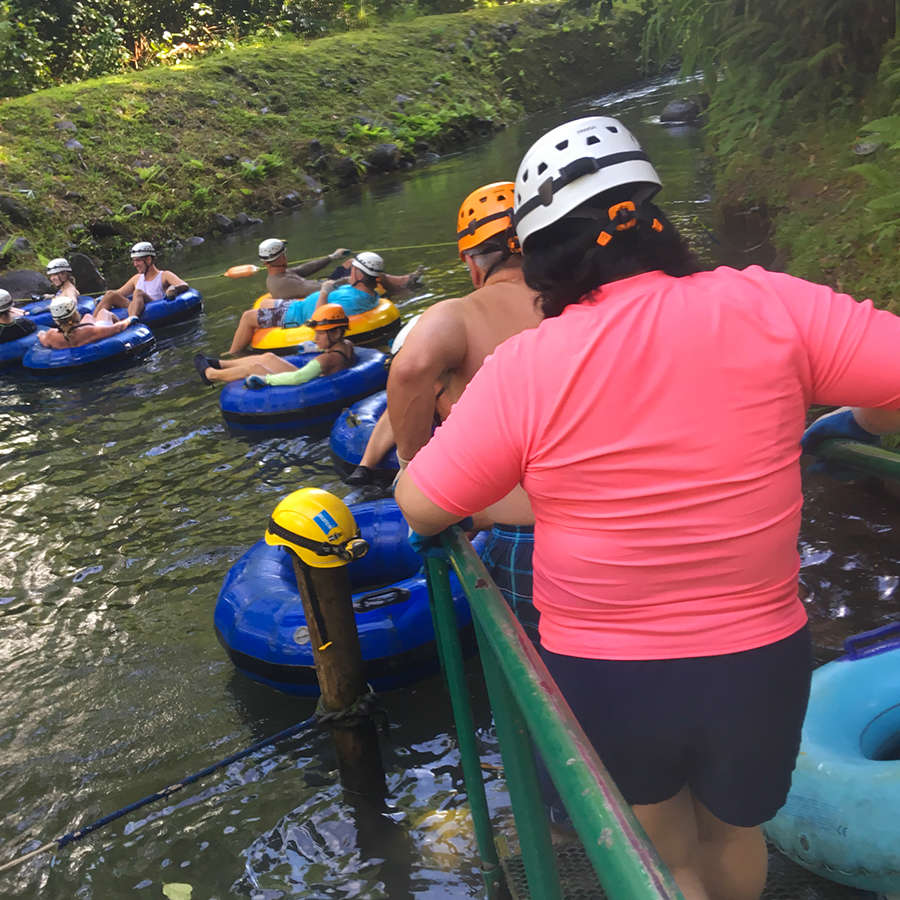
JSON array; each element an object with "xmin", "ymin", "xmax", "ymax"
[
  {"xmin": 258, "ymin": 238, "xmax": 287, "ymax": 263},
  {"xmin": 50, "ymin": 295, "xmax": 78, "ymax": 320},
  {"xmin": 514, "ymin": 116, "xmax": 662, "ymax": 248},
  {"xmin": 46, "ymin": 257, "xmax": 72, "ymax": 276},
  {"xmin": 0, "ymin": 289, "xmax": 12, "ymax": 313},
  {"xmin": 130, "ymin": 241, "xmax": 156, "ymax": 259},
  {"xmin": 351, "ymin": 251, "xmax": 384, "ymax": 278}
]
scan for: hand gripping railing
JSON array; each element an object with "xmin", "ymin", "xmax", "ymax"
[{"xmin": 423, "ymin": 527, "xmax": 683, "ymax": 900}]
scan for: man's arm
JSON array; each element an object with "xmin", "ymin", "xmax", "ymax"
[
  {"xmin": 161, "ymin": 270, "xmax": 189, "ymax": 297},
  {"xmin": 116, "ymin": 274, "xmax": 139, "ymax": 295},
  {"xmin": 314, "ymin": 280, "xmax": 336, "ymax": 311},
  {"xmin": 289, "ymin": 248, "xmax": 350, "ymax": 278},
  {"xmin": 387, "ymin": 302, "xmax": 467, "ymax": 463}
]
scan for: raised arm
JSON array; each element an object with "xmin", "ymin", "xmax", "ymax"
[
  {"xmin": 387, "ymin": 303, "xmax": 467, "ymax": 464},
  {"xmin": 289, "ymin": 248, "xmax": 349, "ymax": 279}
]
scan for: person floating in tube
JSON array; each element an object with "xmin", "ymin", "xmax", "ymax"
[
  {"xmin": 223, "ymin": 248, "xmax": 423, "ymax": 357},
  {"xmin": 38, "ymin": 295, "xmax": 139, "ymax": 350},
  {"xmin": 93, "ymin": 241, "xmax": 190, "ymax": 320},
  {"xmin": 193, "ymin": 304, "xmax": 355, "ymax": 386}
]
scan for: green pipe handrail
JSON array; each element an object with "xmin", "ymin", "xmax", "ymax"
[
  {"xmin": 424, "ymin": 534, "xmax": 683, "ymax": 900},
  {"xmin": 813, "ymin": 438, "xmax": 900, "ymax": 481}
]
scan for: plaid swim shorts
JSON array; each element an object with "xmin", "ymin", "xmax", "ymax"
[
  {"xmin": 256, "ymin": 300, "xmax": 291, "ymax": 329},
  {"xmin": 480, "ymin": 524, "xmax": 539, "ymax": 644}
]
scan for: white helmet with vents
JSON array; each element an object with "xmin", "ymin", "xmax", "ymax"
[
  {"xmin": 351, "ymin": 251, "xmax": 384, "ymax": 278},
  {"xmin": 46, "ymin": 257, "xmax": 72, "ymax": 276},
  {"xmin": 130, "ymin": 241, "xmax": 157, "ymax": 259},
  {"xmin": 514, "ymin": 116, "xmax": 662, "ymax": 248},
  {"xmin": 258, "ymin": 238, "xmax": 287, "ymax": 263},
  {"xmin": 50, "ymin": 295, "xmax": 78, "ymax": 320}
]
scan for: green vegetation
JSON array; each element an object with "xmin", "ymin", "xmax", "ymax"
[
  {"xmin": 644, "ymin": 0, "xmax": 898, "ymax": 308},
  {"xmin": 0, "ymin": 2, "xmax": 646, "ymax": 269},
  {"xmin": 0, "ymin": 0, "xmax": 472, "ymax": 99}
]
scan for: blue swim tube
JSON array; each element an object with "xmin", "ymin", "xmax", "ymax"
[
  {"xmin": 0, "ymin": 328, "xmax": 40, "ymax": 369},
  {"xmin": 219, "ymin": 346, "xmax": 388, "ymax": 436},
  {"xmin": 215, "ymin": 498, "xmax": 484, "ymax": 695},
  {"xmin": 764, "ymin": 623, "xmax": 900, "ymax": 894},
  {"xmin": 22, "ymin": 323, "xmax": 156, "ymax": 375},
  {"xmin": 330, "ymin": 390, "xmax": 399, "ymax": 475},
  {"xmin": 135, "ymin": 288, "xmax": 203, "ymax": 329}
]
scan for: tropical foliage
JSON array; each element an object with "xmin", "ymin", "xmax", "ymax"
[
  {"xmin": 642, "ymin": 0, "xmax": 896, "ymax": 154},
  {"xmin": 0, "ymin": 0, "xmax": 495, "ymax": 98}
]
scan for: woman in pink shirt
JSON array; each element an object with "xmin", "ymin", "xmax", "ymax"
[{"xmin": 395, "ymin": 116, "xmax": 900, "ymax": 900}]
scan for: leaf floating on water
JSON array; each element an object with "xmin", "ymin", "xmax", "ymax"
[{"xmin": 162, "ymin": 884, "xmax": 193, "ymax": 900}]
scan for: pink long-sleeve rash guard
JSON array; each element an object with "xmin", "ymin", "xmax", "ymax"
[{"xmin": 407, "ymin": 266, "xmax": 900, "ymax": 660}]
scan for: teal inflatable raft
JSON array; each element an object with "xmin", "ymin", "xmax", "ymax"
[{"xmin": 764, "ymin": 623, "xmax": 900, "ymax": 895}]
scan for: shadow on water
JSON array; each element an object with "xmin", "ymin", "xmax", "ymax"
[{"xmin": 0, "ymin": 73, "xmax": 896, "ymax": 898}]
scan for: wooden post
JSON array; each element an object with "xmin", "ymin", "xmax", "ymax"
[
  {"xmin": 270, "ymin": 488, "xmax": 410, "ymax": 892},
  {"xmin": 290, "ymin": 555, "xmax": 366, "ymax": 712}
]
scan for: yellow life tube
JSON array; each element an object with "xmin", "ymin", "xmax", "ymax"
[{"xmin": 250, "ymin": 294, "xmax": 401, "ymax": 352}]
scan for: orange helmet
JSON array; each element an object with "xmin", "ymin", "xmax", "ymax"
[
  {"xmin": 307, "ymin": 303, "xmax": 350, "ymax": 331},
  {"xmin": 456, "ymin": 181, "xmax": 519, "ymax": 258}
]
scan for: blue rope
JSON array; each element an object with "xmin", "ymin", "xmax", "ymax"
[
  {"xmin": 0, "ymin": 713, "xmax": 319, "ymax": 870},
  {"xmin": 59, "ymin": 712, "xmax": 319, "ymax": 847}
]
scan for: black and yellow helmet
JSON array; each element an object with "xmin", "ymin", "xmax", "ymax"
[{"xmin": 265, "ymin": 487, "xmax": 367, "ymax": 568}]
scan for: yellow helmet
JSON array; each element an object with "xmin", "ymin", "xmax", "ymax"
[
  {"xmin": 265, "ymin": 487, "xmax": 368, "ymax": 568},
  {"xmin": 456, "ymin": 181, "xmax": 519, "ymax": 258}
]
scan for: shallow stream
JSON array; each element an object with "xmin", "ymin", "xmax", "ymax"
[{"xmin": 0, "ymin": 75, "xmax": 897, "ymax": 898}]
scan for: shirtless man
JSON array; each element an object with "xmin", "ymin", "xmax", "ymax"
[
  {"xmin": 387, "ymin": 181, "xmax": 543, "ymax": 640},
  {"xmin": 94, "ymin": 241, "xmax": 189, "ymax": 319},
  {"xmin": 38, "ymin": 295, "xmax": 139, "ymax": 350}
]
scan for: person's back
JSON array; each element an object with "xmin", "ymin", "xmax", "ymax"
[
  {"xmin": 388, "ymin": 183, "xmax": 541, "ymax": 527},
  {"xmin": 38, "ymin": 296, "xmax": 137, "ymax": 350},
  {"xmin": 432, "ymin": 260, "xmax": 541, "ymax": 418}
]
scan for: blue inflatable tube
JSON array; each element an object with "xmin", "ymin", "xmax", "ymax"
[
  {"xmin": 134, "ymin": 288, "xmax": 203, "ymax": 328},
  {"xmin": 20, "ymin": 294, "xmax": 95, "ymax": 327},
  {"xmin": 219, "ymin": 346, "xmax": 388, "ymax": 436},
  {"xmin": 215, "ymin": 498, "xmax": 485, "ymax": 695},
  {"xmin": 22, "ymin": 324, "xmax": 156, "ymax": 375},
  {"xmin": 764, "ymin": 623, "xmax": 900, "ymax": 894},
  {"xmin": 330, "ymin": 390, "xmax": 399, "ymax": 474},
  {"xmin": 0, "ymin": 329, "xmax": 40, "ymax": 370}
]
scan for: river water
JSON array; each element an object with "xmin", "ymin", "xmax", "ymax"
[{"xmin": 0, "ymin": 76, "xmax": 897, "ymax": 899}]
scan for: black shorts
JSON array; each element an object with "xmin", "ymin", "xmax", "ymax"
[{"xmin": 538, "ymin": 625, "xmax": 812, "ymax": 827}]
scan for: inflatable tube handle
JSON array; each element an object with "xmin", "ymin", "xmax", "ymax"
[{"xmin": 843, "ymin": 621, "xmax": 900, "ymax": 660}]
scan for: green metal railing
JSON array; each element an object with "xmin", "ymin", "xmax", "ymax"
[
  {"xmin": 424, "ymin": 532, "xmax": 683, "ymax": 900},
  {"xmin": 814, "ymin": 438, "xmax": 900, "ymax": 481}
]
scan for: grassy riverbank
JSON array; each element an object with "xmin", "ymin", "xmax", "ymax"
[
  {"xmin": 707, "ymin": 38, "xmax": 899, "ymax": 311},
  {"xmin": 0, "ymin": 2, "xmax": 645, "ymax": 271}
]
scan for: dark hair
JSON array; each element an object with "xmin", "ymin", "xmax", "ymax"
[
  {"xmin": 522, "ymin": 190, "xmax": 703, "ymax": 318},
  {"xmin": 357, "ymin": 271, "xmax": 378, "ymax": 290}
]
